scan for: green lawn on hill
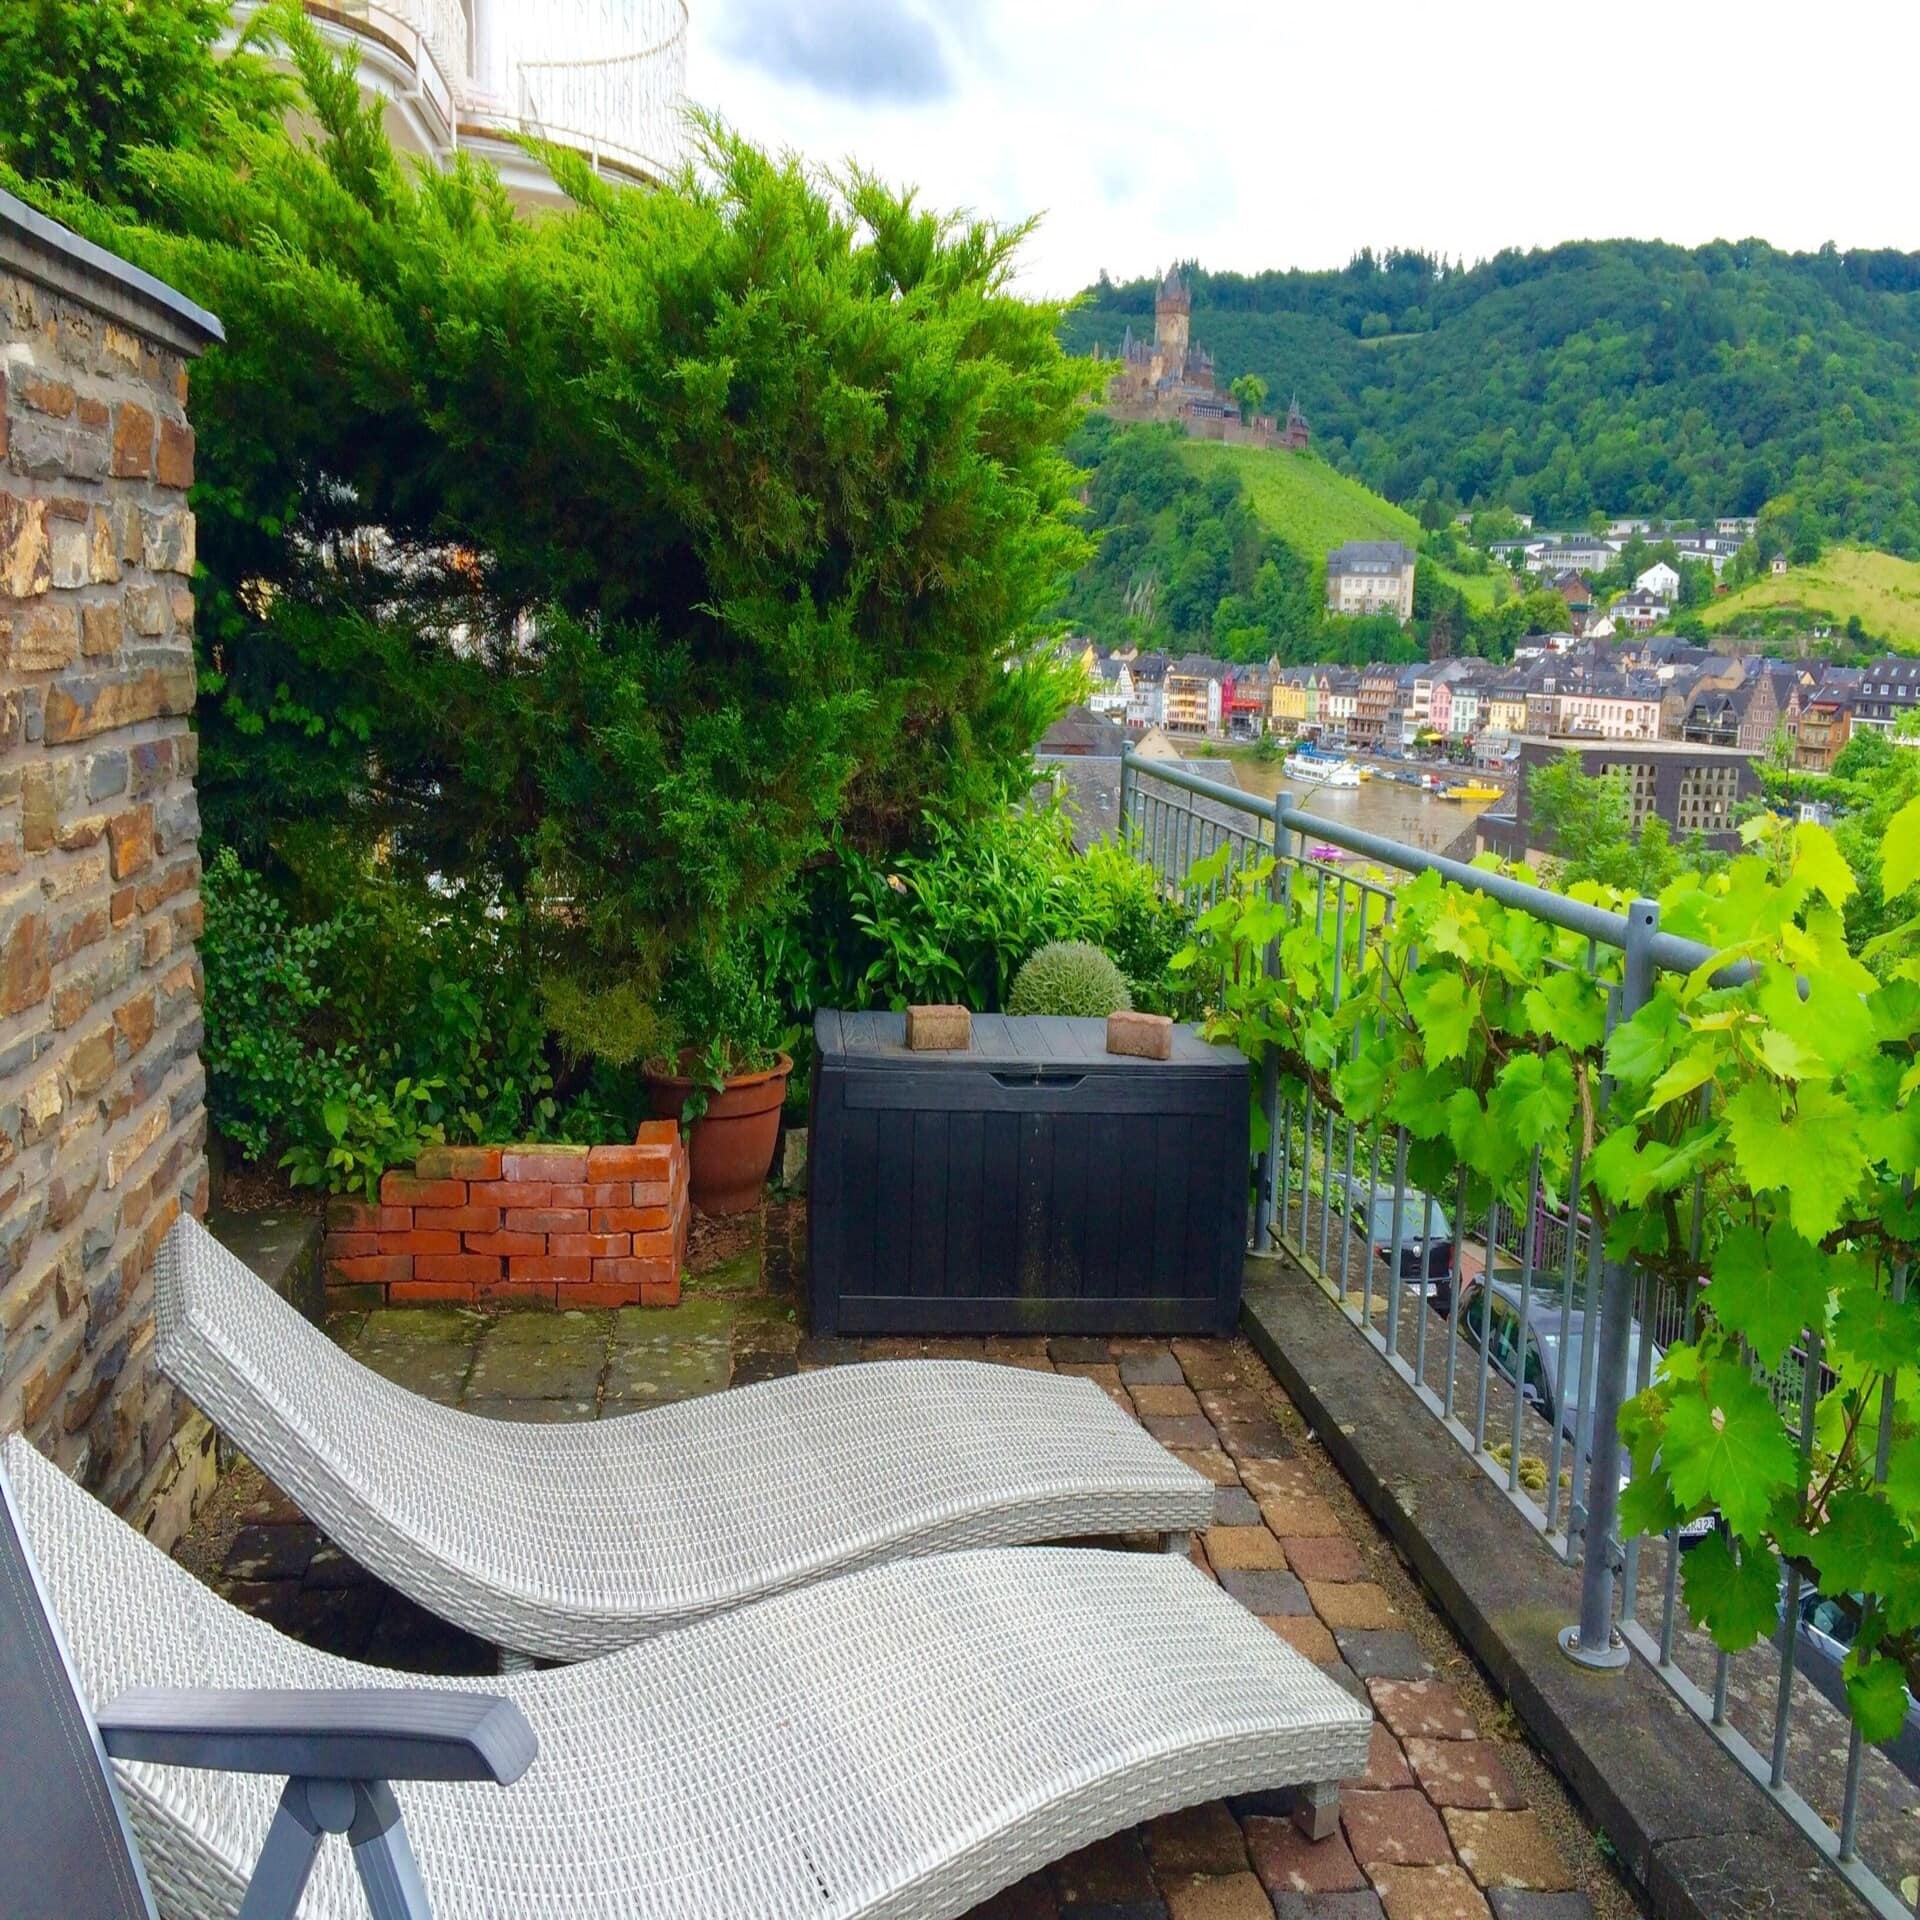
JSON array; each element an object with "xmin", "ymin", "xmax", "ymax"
[
  {"xmin": 1704, "ymin": 546, "xmax": 1920, "ymax": 650},
  {"xmin": 1174, "ymin": 440, "xmax": 1499, "ymax": 609}
]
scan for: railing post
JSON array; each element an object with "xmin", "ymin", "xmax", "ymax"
[
  {"xmin": 1118, "ymin": 747, "xmax": 1135, "ymax": 852},
  {"xmin": 1561, "ymin": 896, "xmax": 1659, "ymax": 1672},
  {"xmin": 1253, "ymin": 790, "xmax": 1290, "ymax": 1250}
]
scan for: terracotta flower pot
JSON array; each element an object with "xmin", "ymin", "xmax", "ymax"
[{"xmin": 643, "ymin": 1052, "xmax": 792, "ymax": 1216}]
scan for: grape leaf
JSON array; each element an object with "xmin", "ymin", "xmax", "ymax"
[
  {"xmin": 1812, "ymin": 1489, "xmax": 1914, "ymax": 1600},
  {"xmin": 1641, "ymin": 1042, "xmax": 1719, "ymax": 1116},
  {"xmin": 1333, "ymin": 1043, "xmax": 1391, "ymax": 1121},
  {"xmin": 1844, "ymin": 1650, "xmax": 1911, "ymax": 1744},
  {"xmin": 1522, "ymin": 967, "xmax": 1608, "ymax": 1051},
  {"xmin": 1387, "ymin": 1065, "xmax": 1458, "ymax": 1140},
  {"xmin": 1489, "ymin": 1052, "xmax": 1575, "ymax": 1153},
  {"xmin": 1724, "ymin": 1079, "xmax": 1867, "ymax": 1241},
  {"xmin": 1682, "ymin": 1528, "xmax": 1784, "ymax": 1650},
  {"xmin": 1620, "ymin": 1460, "xmax": 1687, "ymax": 1537},
  {"xmin": 1706, "ymin": 1223, "xmax": 1829, "ymax": 1370},
  {"xmin": 1882, "ymin": 792, "xmax": 1920, "ymax": 900},
  {"xmin": 1793, "ymin": 821, "xmax": 1856, "ymax": 908},
  {"xmin": 1830, "ymin": 1276, "xmax": 1920, "ymax": 1374},
  {"xmin": 1663, "ymin": 1362, "xmax": 1800, "ymax": 1538},
  {"xmin": 1407, "ymin": 971, "xmax": 1478, "ymax": 1068},
  {"xmin": 1604, "ymin": 994, "xmax": 1683, "ymax": 1091}
]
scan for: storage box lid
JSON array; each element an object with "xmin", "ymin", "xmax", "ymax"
[{"xmin": 814, "ymin": 1010, "xmax": 1247, "ymax": 1073}]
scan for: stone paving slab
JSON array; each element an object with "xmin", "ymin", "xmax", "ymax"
[{"xmin": 172, "ymin": 1201, "xmax": 1637, "ymax": 1920}]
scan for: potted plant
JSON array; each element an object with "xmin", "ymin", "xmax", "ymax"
[{"xmin": 643, "ymin": 940, "xmax": 796, "ymax": 1215}]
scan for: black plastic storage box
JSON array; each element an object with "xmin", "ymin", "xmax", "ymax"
[{"xmin": 808, "ymin": 1010, "xmax": 1250, "ymax": 1335}]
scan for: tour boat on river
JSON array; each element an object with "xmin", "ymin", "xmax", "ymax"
[{"xmin": 1284, "ymin": 750, "xmax": 1361, "ymax": 790}]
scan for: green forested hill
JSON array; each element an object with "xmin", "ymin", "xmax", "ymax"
[{"xmin": 1061, "ymin": 243, "xmax": 1920, "ymax": 552}]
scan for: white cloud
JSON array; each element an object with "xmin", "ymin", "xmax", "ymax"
[{"xmin": 687, "ymin": 0, "xmax": 1920, "ymax": 295}]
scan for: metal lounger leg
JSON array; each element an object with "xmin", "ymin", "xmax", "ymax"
[{"xmin": 1292, "ymin": 1779, "xmax": 1341, "ymax": 1842}]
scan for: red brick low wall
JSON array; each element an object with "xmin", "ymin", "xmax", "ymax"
[{"xmin": 324, "ymin": 1123, "xmax": 689, "ymax": 1308}]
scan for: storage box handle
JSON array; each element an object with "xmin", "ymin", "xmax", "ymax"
[{"xmin": 989, "ymin": 1070, "xmax": 1087, "ymax": 1091}]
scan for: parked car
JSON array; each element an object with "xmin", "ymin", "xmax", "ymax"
[
  {"xmin": 1458, "ymin": 1272, "xmax": 1712, "ymax": 1540},
  {"xmin": 1778, "ymin": 1582, "xmax": 1920, "ymax": 1787},
  {"xmin": 1336, "ymin": 1177, "xmax": 1454, "ymax": 1308}
]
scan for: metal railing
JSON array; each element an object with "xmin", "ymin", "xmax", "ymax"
[
  {"xmin": 510, "ymin": 0, "xmax": 687, "ymax": 180},
  {"xmin": 1119, "ymin": 745, "xmax": 1917, "ymax": 1917}
]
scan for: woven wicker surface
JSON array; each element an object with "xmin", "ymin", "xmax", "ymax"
[
  {"xmin": 155, "ymin": 1217, "xmax": 1213, "ymax": 1661},
  {"xmin": 7, "ymin": 1434, "xmax": 1371, "ymax": 1920}
]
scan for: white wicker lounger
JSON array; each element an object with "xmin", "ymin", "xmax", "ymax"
[
  {"xmin": 154, "ymin": 1215, "xmax": 1215, "ymax": 1662},
  {"xmin": 5, "ymin": 1436, "xmax": 1371, "ymax": 1920}
]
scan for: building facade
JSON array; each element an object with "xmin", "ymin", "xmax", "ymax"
[{"xmin": 1326, "ymin": 542, "xmax": 1417, "ymax": 622}]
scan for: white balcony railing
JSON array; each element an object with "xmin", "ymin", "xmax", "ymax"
[{"xmin": 508, "ymin": 0, "xmax": 688, "ymax": 179}]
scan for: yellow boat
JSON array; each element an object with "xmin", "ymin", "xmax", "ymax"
[{"xmin": 1441, "ymin": 780, "xmax": 1504, "ymax": 802}]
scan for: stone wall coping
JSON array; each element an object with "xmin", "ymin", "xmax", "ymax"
[{"xmin": 0, "ymin": 189, "xmax": 223, "ymax": 357}]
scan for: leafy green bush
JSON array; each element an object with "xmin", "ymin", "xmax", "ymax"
[{"xmin": 1007, "ymin": 942, "xmax": 1132, "ymax": 1017}]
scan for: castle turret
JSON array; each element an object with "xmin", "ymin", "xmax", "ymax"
[{"xmin": 1155, "ymin": 265, "xmax": 1191, "ymax": 370}]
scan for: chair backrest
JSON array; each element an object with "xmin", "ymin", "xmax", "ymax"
[{"xmin": 0, "ymin": 1451, "xmax": 157, "ymax": 1920}]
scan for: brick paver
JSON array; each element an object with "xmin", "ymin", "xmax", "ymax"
[{"xmin": 174, "ymin": 1200, "xmax": 1633, "ymax": 1920}]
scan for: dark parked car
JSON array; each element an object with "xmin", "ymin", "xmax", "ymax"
[
  {"xmin": 1336, "ymin": 1177, "xmax": 1454, "ymax": 1307},
  {"xmin": 1778, "ymin": 1583, "xmax": 1920, "ymax": 1787},
  {"xmin": 1459, "ymin": 1273, "xmax": 1712, "ymax": 1540}
]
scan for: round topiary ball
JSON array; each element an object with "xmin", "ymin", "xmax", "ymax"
[{"xmin": 1007, "ymin": 941, "xmax": 1133, "ymax": 1018}]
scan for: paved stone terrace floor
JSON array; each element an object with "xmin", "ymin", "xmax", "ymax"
[{"xmin": 175, "ymin": 1202, "xmax": 1643, "ymax": 1920}]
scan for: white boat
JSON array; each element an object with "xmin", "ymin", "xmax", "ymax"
[{"xmin": 1284, "ymin": 751, "xmax": 1361, "ymax": 789}]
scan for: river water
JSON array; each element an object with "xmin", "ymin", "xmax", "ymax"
[{"xmin": 1182, "ymin": 752, "xmax": 1495, "ymax": 857}]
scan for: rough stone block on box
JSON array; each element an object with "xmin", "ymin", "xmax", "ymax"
[
  {"xmin": 1107, "ymin": 1009, "xmax": 1174, "ymax": 1059},
  {"xmin": 906, "ymin": 1003, "xmax": 971, "ymax": 1050}
]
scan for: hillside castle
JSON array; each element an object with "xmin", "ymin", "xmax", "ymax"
[{"xmin": 1099, "ymin": 267, "xmax": 1309, "ymax": 451}]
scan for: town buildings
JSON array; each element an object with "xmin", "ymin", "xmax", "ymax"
[{"xmin": 1326, "ymin": 542, "xmax": 1417, "ymax": 622}]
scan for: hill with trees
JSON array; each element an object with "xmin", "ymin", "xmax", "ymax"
[
  {"xmin": 1062, "ymin": 242, "xmax": 1920, "ymax": 555},
  {"xmin": 1702, "ymin": 546, "xmax": 1920, "ymax": 650}
]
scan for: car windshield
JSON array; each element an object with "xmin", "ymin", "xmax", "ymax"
[
  {"xmin": 1540, "ymin": 1322, "xmax": 1655, "ymax": 1408},
  {"xmin": 1368, "ymin": 1197, "xmax": 1450, "ymax": 1241}
]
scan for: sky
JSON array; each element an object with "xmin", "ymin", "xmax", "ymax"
[{"xmin": 685, "ymin": 0, "xmax": 1920, "ymax": 297}]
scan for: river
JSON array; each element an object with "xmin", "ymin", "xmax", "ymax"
[{"xmin": 1181, "ymin": 751, "xmax": 1497, "ymax": 857}]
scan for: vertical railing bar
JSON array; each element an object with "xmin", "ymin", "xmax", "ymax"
[
  {"xmin": 1336, "ymin": 888, "xmax": 1367, "ymax": 1304},
  {"xmin": 1770, "ymin": 1325, "xmax": 1823, "ymax": 1791},
  {"xmin": 1621, "ymin": 1264, "xmax": 1660, "ymax": 1625},
  {"xmin": 1509, "ymin": 1148, "xmax": 1542, "ymax": 1493},
  {"xmin": 1385, "ymin": 1131, "xmax": 1409, "ymax": 1361},
  {"xmin": 1443, "ymin": 1171, "xmax": 1464, "ymax": 1420},
  {"xmin": 1474, "ymin": 1184, "xmax": 1498, "ymax": 1452},
  {"xmin": 1545, "ymin": 1120, "xmax": 1587, "ymax": 1540}
]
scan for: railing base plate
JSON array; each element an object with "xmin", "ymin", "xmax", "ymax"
[{"xmin": 1557, "ymin": 1622, "xmax": 1631, "ymax": 1671}]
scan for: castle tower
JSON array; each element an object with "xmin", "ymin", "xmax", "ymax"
[{"xmin": 1154, "ymin": 264, "xmax": 1191, "ymax": 371}]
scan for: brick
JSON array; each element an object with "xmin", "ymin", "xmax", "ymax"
[
  {"xmin": 412, "ymin": 1254, "xmax": 501, "ymax": 1285},
  {"xmin": 378, "ymin": 1173, "xmax": 466, "ymax": 1207},
  {"xmin": 635, "ymin": 1119, "xmax": 678, "ymax": 1148},
  {"xmin": 0, "ymin": 898, "xmax": 49, "ymax": 1016},
  {"xmin": 475, "ymin": 1278, "xmax": 557, "ymax": 1305},
  {"xmin": 1367, "ymin": 1681, "xmax": 1478, "ymax": 1743},
  {"xmin": 1106, "ymin": 1008, "xmax": 1173, "ymax": 1058},
  {"xmin": 65, "ymin": 1023, "xmax": 117, "ymax": 1096},
  {"xmin": 140, "ymin": 506, "xmax": 193, "ymax": 573},
  {"xmin": 560, "ymin": 1281, "xmax": 648, "ymax": 1308},
  {"xmin": 1256, "ymin": 1493, "xmax": 1344, "ymax": 1538},
  {"xmin": 1246, "ymin": 1815, "xmax": 1367, "ymax": 1896},
  {"xmin": 375, "ymin": 1231, "xmax": 461, "ymax": 1256},
  {"xmin": 44, "ymin": 664, "xmax": 196, "ymax": 742},
  {"xmin": 629, "ymin": 1228, "xmax": 678, "ymax": 1257},
  {"xmin": 1133, "ymin": 1381, "xmax": 1202, "ymax": 1417},
  {"xmin": 1281, "ymin": 1536, "xmax": 1369, "ymax": 1584},
  {"xmin": 464, "ymin": 1230, "xmax": 546, "ymax": 1256},
  {"xmin": 591, "ymin": 1206, "xmax": 670, "ymax": 1233},
  {"xmin": 1308, "ymin": 1581, "xmax": 1399, "ymax": 1631},
  {"xmin": 1219, "ymin": 1567, "xmax": 1310, "ymax": 1614},
  {"xmin": 470, "ymin": 1180, "xmax": 551, "ymax": 1207},
  {"xmin": 0, "ymin": 491, "xmax": 51, "ymax": 596},
  {"xmin": 88, "ymin": 509, "xmax": 119, "ymax": 585},
  {"xmin": 414, "ymin": 1144, "xmax": 502, "ymax": 1181},
  {"xmin": 1206, "ymin": 1524, "xmax": 1290, "ymax": 1569},
  {"xmin": 17, "ymin": 373, "xmax": 75, "ymax": 417},
  {"xmin": 585, "ymin": 1143, "xmax": 672, "ymax": 1180},
  {"xmin": 80, "ymin": 601, "xmax": 121, "ymax": 657},
  {"xmin": 545, "ymin": 1184, "xmax": 592, "ymax": 1207},
  {"xmin": 1262, "ymin": 1614, "xmax": 1339, "ymax": 1663},
  {"xmin": 1340, "ymin": 1790, "xmax": 1450, "ymax": 1869},
  {"xmin": 1440, "ymin": 1812, "xmax": 1574, "ymax": 1893},
  {"xmin": 113, "ymin": 987, "xmax": 157, "ymax": 1056},
  {"xmin": 15, "ymin": 600, "xmax": 78, "ymax": 671},
  {"xmin": 325, "ymin": 1198, "xmax": 412, "ymax": 1231},
  {"xmin": 500, "ymin": 1147, "xmax": 589, "ymax": 1182},
  {"xmin": 324, "ymin": 1232, "xmax": 379, "ymax": 1261},
  {"xmin": 1369, "ymin": 1864, "xmax": 1491, "ymax": 1920},
  {"xmin": 110, "ymin": 401, "xmax": 155, "ymax": 477},
  {"xmin": 508, "ymin": 1255, "xmax": 591, "ymax": 1284},
  {"xmin": 1144, "ymin": 1803, "xmax": 1249, "ymax": 1878},
  {"xmin": 106, "ymin": 806, "xmax": 154, "ymax": 880},
  {"xmin": 1163, "ymin": 1872, "xmax": 1272, "ymax": 1919},
  {"xmin": 123, "ymin": 584, "xmax": 168, "ymax": 636},
  {"xmin": 156, "ymin": 417, "xmax": 194, "ymax": 488},
  {"xmin": 1354, "ymin": 1724, "xmax": 1414, "ymax": 1792},
  {"xmin": 592, "ymin": 1255, "xmax": 677, "ymax": 1289},
  {"xmin": 105, "ymin": 1104, "xmax": 167, "ymax": 1186},
  {"xmin": 905, "ymin": 1003, "xmax": 969, "ymax": 1050},
  {"xmin": 505, "ymin": 1207, "xmax": 587, "ymax": 1233},
  {"xmin": 641, "ymin": 1277, "xmax": 681, "ymax": 1307},
  {"xmin": 410, "ymin": 1205, "xmax": 501, "ymax": 1233},
  {"xmin": 1403, "ymin": 1741, "xmax": 1524, "ymax": 1813},
  {"xmin": 548, "ymin": 1232, "xmax": 628, "ymax": 1259},
  {"xmin": 330, "ymin": 1255, "xmax": 412, "ymax": 1287}
]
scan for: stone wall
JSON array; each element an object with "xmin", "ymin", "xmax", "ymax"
[
  {"xmin": 0, "ymin": 195, "xmax": 220, "ymax": 1548},
  {"xmin": 324, "ymin": 1125, "xmax": 690, "ymax": 1308}
]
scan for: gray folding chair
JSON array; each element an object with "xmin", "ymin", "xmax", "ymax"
[{"xmin": 0, "ymin": 1458, "xmax": 532, "ymax": 1920}]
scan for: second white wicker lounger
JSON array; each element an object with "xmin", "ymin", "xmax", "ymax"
[
  {"xmin": 155, "ymin": 1214, "xmax": 1215, "ymax": 1661},
  {"xmin": 6, "ymin": 1435, "xmax": 1373, "ymax": 1920}
]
